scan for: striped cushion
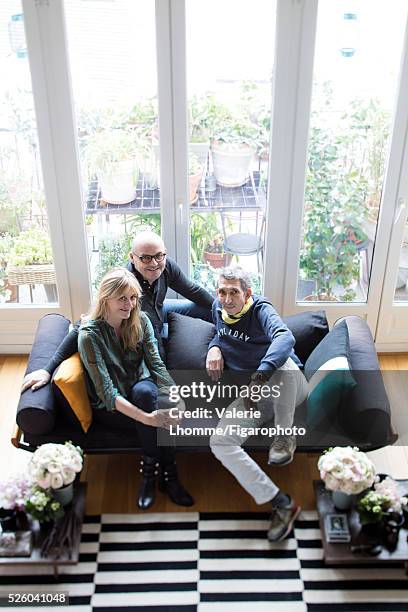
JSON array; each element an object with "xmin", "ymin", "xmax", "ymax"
[{"xmin": 304, "ymin": 321, "xmax": 356, "ymax": 429}]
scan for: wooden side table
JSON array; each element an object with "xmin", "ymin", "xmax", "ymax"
[
  {"xmin": 0, "ymin": 482, "xmax": 86, "ymax": 578},
  {"xmin": 314, "ymin": 480, "xmax": 408, "ymax": 572}
]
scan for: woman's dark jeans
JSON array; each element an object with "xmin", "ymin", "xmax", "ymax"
[{"xmin": 93, "ymin": 378, "xmax": 175, "ymax": 463}]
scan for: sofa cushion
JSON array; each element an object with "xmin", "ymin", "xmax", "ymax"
[
  {"xmin": 336, "ymin": 316, "xmax": 393, "ymax": 446},
  {"xmin": 53, "ymin": 353, "xmax": 92, "ymax": 433},
  {"xmin": 304, "ymin": 320, "xmax": 357, "ymax": 429},
  {"xmin": 17, "ymin": 314, "xmax": 70, "ymax": 435},
  {"xmin": 282, "ymin": 310, "xmax": 329, "ymax": 365},
  {"xmin": 166, "ymin": 310, "xmax": 328, "ymax": 370},
  {"xmin": 166, "ymin": 312, "xmax": 216, "ymax": 369}
]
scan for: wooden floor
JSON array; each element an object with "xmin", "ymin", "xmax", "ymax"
[{"xmin": 2, "ymin": 354, "xmax": 408, "ymax": 515}]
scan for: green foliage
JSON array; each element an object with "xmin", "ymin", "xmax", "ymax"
[
  {"xmin": 83, "ymin": 129, "xmax": 139, "ymax": 177},
  {"xmin": 25, "ymin": 486, "xmax": 64, "ymax": 523},
  {"xmin": 190, "ymin": 213, "xmax": 221, "ymax": 264},
  {"xmin": 298, "ymin": 92, "xmax": 388, "ymax": 298},
  {"xmin": 357, "ymin": 490, "xmax": 391, "ymax": 525},
  {"xmin": 94, "ymin": 234, "xmax": 134, "ymax": 288},
  {"xmin": 125, "ymin": 213, "xmax": 161, "ymax": 236},
  {"xmin": 8, "ymin": 228, "xmax": 53, "ymax": 267}
]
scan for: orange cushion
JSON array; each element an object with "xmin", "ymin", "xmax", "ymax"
[{"xmin": 54, "ymin": 353, "xmax": 92, "ymax": 433}]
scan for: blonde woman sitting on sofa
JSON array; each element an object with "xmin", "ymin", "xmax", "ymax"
[{"xmin": 78, "ymin": 267, "xmax": 192, "ymax": 510}]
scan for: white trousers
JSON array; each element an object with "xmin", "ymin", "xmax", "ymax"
[{"xmin": 210, "ymin": 358, "xmax": 308, "ymax": 505}]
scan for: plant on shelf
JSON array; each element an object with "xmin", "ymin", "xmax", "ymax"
[
  {"xmin": 83, "ymin": 129, "xmax": 139, "ymax": 205},
  {"xmin": 202, "ymin": 94, "xmax": 259, "ymax": 187},
  {"xmin": 8, "ymin": 227, "xmax": 53, "ymax": 268}
]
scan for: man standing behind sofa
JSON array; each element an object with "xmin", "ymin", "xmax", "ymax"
[
  {"xmin": 22, "ymin": 230, "xmax": 213, "ymax": 391},
  {"xmin": 206, "ymin": 266, "xmax": 308, "ymax": 541}
]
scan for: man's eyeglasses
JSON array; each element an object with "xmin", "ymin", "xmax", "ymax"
[{"xmin": 133, "ymin": 252, "xmax": 167, "ymax": 263}]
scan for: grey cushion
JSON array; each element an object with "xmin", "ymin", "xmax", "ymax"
[
  {"xmin": 166, "ymin": 312, "xmax": 215, "ymax": 369},
  {"xmin": 282, "ymin": 310, "xmax": 329, "ymax": 365}
]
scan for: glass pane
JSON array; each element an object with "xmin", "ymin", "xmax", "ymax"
[
  {"xmin": 0, "ymin": 2, "xmax": 58, "ymax": 305},
  {"xmin": 394, "ymin": 229, "xmax": 408, "ymax": 301},
  {"xmin": 186, "ymin": 0, "xmax": 276, "ymax": 295},
  {"xmin": 297, "ymin": 1, "xmax": 407, "ymax": 303},
  {"xmin": 65, "ymin": 0, "xmax": 161, "ymax": 293}
]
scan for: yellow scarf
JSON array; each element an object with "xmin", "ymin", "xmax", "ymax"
[{"xmin": 221, "ymin": 296, "xmax": 254, "ymax": 325}]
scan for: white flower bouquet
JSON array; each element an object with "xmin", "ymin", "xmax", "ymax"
[
  {"xmin": 318, "ymin": 446, "xmax": 376, "ymax": 495},
  {"xmin": 28, "ymin": 442, "xmax": 83, "ymax": 490}
]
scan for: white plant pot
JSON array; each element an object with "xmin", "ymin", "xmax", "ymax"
[
  {"xmin": 210, "ymin": 141, "xmax": 255, "ymax": 187},
  {"xmin": 98, "ymin": 160, "xmax": 137, "ymax": 205}
]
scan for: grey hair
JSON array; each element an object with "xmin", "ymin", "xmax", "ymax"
[{"xmin": 218, "ymin": 266, "xmax": 252, "ymax": 292}]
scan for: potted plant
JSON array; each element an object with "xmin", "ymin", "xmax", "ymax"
[
  {"xmin": 357, "ymin": 477, "xmax": 407, "ymax": 527},
  {"xmin": 203, "ymin": 234, "xmax": 232, "ymax": 269},
  {"xmin": 6, "ymin": 227, "xmax": 56, "ymax": 301},
  {"xmin": 24, "ymin": 486, "xmax": 64, "ymax": 524},
  {"xmin": 210, "ymin": 107, "xmax": 259, "ymax": 187},
  {"xmin": 84, "ymin": 129, "xmax": 139, "ymax": 204}
]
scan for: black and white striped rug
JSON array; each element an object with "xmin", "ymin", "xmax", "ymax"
[{"xmin": 0, "ymin": 511, "xmax": 407, "ymax": 611}]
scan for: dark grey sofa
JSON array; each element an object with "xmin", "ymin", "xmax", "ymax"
[{"xmin": 13, "ymin": 311, "xmax": 395, "ymax": 454}]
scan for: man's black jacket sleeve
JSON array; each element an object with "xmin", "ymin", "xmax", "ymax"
[{"xmin": 45, "ymin": 323, "xmax": 79, "ymax": 374}]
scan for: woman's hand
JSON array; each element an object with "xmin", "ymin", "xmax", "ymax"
[
  {"xmin": 21, "ymin": 369, "xmax": 51, "ymax": 392},
  {"xmin": 145, "ymin": 409, "xmax": 174, "ymax": 429}
]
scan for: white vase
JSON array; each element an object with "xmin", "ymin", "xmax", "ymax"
[
  {"xmin": 332, "ymin": 490, "xmax": 354, "ymax": 510},
  {"xmin": 52, "ymin": 483, "xmax": 74, "ymax": 507}
]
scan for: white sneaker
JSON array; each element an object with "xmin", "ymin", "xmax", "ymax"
[{"xmin": 268, "ymin": 434, "xmax": 296, "ymax": 466}]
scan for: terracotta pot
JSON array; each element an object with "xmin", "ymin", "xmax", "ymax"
[
  {"xmin": 203, "ymin": 251, "xmax": 232, "ymax": 269},
  {"xmin": 189, "ymin": 170, "xmax": 203, "ymax": 204}
]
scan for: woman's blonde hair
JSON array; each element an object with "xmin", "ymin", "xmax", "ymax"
[{"xmin": 86, "ymin": 267, "xmax": 143, "ymax": 350}]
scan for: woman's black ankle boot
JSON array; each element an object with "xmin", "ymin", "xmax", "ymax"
[
  {"xmin": 137, "ymin": 456, "xmax": 159, "ymax": 510},
  {"xmin": 158, "ymin": 461, "xmax": 194, "ymax": 507}
]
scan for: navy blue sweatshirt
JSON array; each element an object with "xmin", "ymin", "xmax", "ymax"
[{"xmin": 208, "ymin": 296, "xmax": 301, "ymax": 373}]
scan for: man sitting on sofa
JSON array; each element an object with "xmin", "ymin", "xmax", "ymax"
[
  {"xmin": 206, "ymin": 265, "xmax": 308, "ymax": 541},
  {"xmin": 22, "ymin": 230, "xmax": 213, "ymax": 391}
]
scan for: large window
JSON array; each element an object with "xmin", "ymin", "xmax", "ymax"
[
  {"xmin": 65, "ymin": 0, "xmax": 161, "ymax": 293},
  {"xmin": 186, "ymin": 0, "xmax": 276, "ymax": 295},
  {"xmin": 296, "ymin": 1, "xmax": 407, "ymax": 303},
  {"xmin": 0, "ymin": 1, "xmax": 58, "ymax": 305}
]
